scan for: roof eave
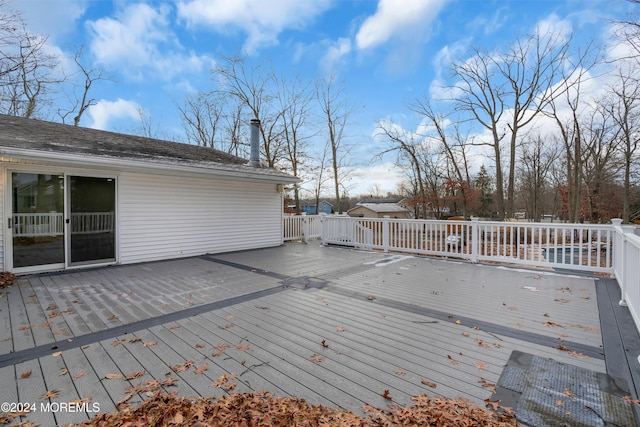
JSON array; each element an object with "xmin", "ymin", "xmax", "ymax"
[{"xmin": 0, "ymin": 147, "xmax": 300, "ymax": 184}]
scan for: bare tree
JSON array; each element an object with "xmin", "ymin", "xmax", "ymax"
[
  {"xmin": 179, "ymin": 91, "xmax": 223, "ymax": 148},
  {"xmin": 317, "ymin": 73, "xmax": 352, "ymax": 214},
  {"xmin": 276, "ymin": 74, "xmax": 314, "ymax": 212},
  {"xmin": 412, "ymin": 100, "xmax": 474, "ymax": 216},
  {"xmin": 448, "ymin": 30, "xmax": 578, "ymax": 218},
  {"xmin": 517, "ymin": 134, "xmax": 560, "ymax": 221},
  {"xmin": 0, "ymin": 21, "xmax": 62, "ymax": 118},
  {"xmin": 375, "ymin": 120, "xmax": 428, "ymax": 217},
  {"xmin": 602, "ymin": 64, "xmax": 640, "ymax": 222},
  {"xmin": 213, "ymin": 56, "xmax": 285, "ymax": 167},
  {"xmin": 58, "ymin": 46, "xmax": 111, "ymax": 126}
]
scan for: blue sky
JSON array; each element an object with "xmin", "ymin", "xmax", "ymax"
[{"xmin": 9, "ymin": 0, "xmax": 634, "ymax": 196}]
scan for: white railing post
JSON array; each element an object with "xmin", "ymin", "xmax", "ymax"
[
  {"xmin": 611, "ymin": 219, "xmax": 627, "ymax": 306},
  {"xmin": 302, "ymin": 213, "xmax": 309, "ymax": 243},
  {"xmin": 383, "ymin": 216, "xmax": 390, "ymax": 253},
  {"xmin": 470, "ymin": 217, "xmax": 479, "ymax": 263}
]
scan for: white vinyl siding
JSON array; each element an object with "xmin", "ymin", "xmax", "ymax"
[
  {"xmin": 0, "ymin": 165, "xmax": 4, "ymax": 271},
  {"xmin": 118, "ymin": 172, "xmax": 283, "ymax": 264}
]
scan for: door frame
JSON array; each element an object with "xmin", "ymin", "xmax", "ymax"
[{"xmin": 5, "ymin": 166, "xmax": 119, "ymax": 273}]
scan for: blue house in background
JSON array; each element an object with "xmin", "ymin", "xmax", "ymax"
[{"xmin": 289, "ymin": 200, "xmax": 333, "ymax": 214}]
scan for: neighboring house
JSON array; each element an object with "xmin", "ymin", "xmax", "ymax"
[
  {"xmin": 347, "ymin": 203, "xmax": 411, "ymax": 219},
  {"xmin": 285, "ymin": 200, "xmax": 333, "ymax": 215},
  {"xmin": 0, "ymin": 115, "xmax": 298, "ymax": 274},
  {"xmin": 301, "ymin": 201, "xmax": 333, "ymax": 215}
]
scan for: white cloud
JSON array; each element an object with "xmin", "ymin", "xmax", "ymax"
[
  {"xmin": 176, "ymin": 0, "xmax": 333, "ymax": 53},
  {"xmin": 320, "ymin": 37, "xmax": 352, "ymax": 74},
  {"xmin": 355, "ymin": 0, "xmax": 449, "ymax": 51},
  {"xmin": 87, "ymin": 99, "xmax": 140, "ymax": 130},
  {"xmin": 87, "ymin": 3, "xmax": 211, "ymax": 80},
  {"xmin": 349, "ymin": 163, "xmax": 405, "ymax": 196},
  {"xmin": 9, "ymin": 0, "xmax": 87, "ymax": 43},
  {"xmin": 533, "ymin": 13, "xmax": 573, "ymax": 47}
]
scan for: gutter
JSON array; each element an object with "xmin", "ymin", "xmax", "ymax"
[{"xmin": 0, "ymin": 146, "xmax": 300, "ymax": 184}]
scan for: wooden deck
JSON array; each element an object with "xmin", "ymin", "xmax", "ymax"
[{"xmin": 0, "ymin": 241, "xmax": 636, "ymax": 426}]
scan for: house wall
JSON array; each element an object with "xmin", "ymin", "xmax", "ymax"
[
  {"xmin": 347, "ymin": 206, "xmax": 375, "ymax": 218},
  {"xmin": 0, "ymin": 161, "xmax": 284, "ymax": 271},
  {"xmin": 118, "ymin": 171, "xmax": 283, "ymax": 264}
]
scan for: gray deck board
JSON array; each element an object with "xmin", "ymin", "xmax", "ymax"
[
  {"xmin": 7, "ymin": 286, "xmax": 35, "ymax": 352},
  {"xmin": 14, "ymin": 359, "xmax": 56, "ymax": 426},
  {"xmin": 62, "ymin": 346, "xmax": 117, "ymax": 415},
  {"xmin": 0, "ymin": 286, "xmax": 13, "ymax": 355},
  {"xmin": 112, "ymin": 328, "xmax": 203, "ymax": 398},
  {"xmin": 1, "ymin": 242, "xmax": 632, "ymax": 425},
  {"xmin": 0, "ymin": 365, "xmax": 17, "ymax": 410},
  {"xmin": 39, "ymin": 350, "xmax": 87, "ymax": 426}
]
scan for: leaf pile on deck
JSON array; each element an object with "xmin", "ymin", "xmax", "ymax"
[
  {"xmin": 75, "ymin": 391, "xmax": 516, "ymax": 427},
  {"xmin": 0, "ymin": 271, "xmax": 15, "ymax": 288}
]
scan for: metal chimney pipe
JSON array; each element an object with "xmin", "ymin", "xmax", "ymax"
[{"xmin": 248, "ymin": 119, "xmax": 261, "ymax": 167}]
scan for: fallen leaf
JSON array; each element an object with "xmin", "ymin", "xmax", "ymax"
[
  {"xmin": 74, "ymin": 370, "xmax": 88, "ymax": 379},
  {"xmin": 41, "ymin": 389, "xmax": 60, "ymax": 399},
  {"xmin": 126, "ymin": 371, "xmax": 145, "ymax": 380},
  {"xmin": 556, "ymin": 399, "xmax": 565, "ymax": 407},
  {"xmin": 18, "ymin": 325, "xmax": 31, "ymax": 330},
  {"xmin": 563, "ymin": 388, "xmax": 575, "ymax": 397},
  {"xmin": 367, "ymin": 295, "xmax": 376, "ymax": 301},
  {"xmin": 142, "ymin": 341, "xmax": 157, "ymax": 347},
  {"xmin": 162, "ymin": 377, "xmax": 178, "ymax": 386},
  {"xmin": 554, "ymin": 298, "xmax": 569, "ymax": 303},
  {"xmin": 335, "ymin": 326, "xmax": 345, "ymax": 332},
  {"xmin": 236, "ymin": 344, "xmax": 250, "ymax": 351},
  {"xmin": 58, "ymin": 369, "xmax": 69, "ymax": 376},
  {"xmin": 52, "ymin": 351, "xmax": 62, "ymax": 357},
  {"xmin": 484, "ymin": 398, "xmax": 500, "ymax": 411},
  {"xmin": 20, "ymin": 370, "xmax": 32, "ymax": 379},
  {"xmin": 171, "ymin": 361, "xmax": 194, "ymax": 373},
  {"xmin": 104, "ymin": 373, "xmax": 123, "ymax": 380},
  {"xmin": 455, "ymin": 320, "xmax": 461, "ymax": 325},
  {"xmin": 475, "ymin": 362, "xmax": 488, "ymax": 370},
  {"xmin": 310, "ymin": 353, "xmax": 324, "ymax": 363},
  {"xmin": 193, "ymin": 363, "xmax": 208, "ymax": 375},
  {"xmin": 195, "ymin": 343, "xmax": 206, "ymax": 349},
  {"xmin": 421, "ymin": 379, "xmax": 437, "ymax": 388},
  {"xmin": 381, "ymin": 389, "xmax": 392, "ymax": 400},
  {"xmin": 395, "ymin": 369, "xmax": 406, "ymax": 376},
  {"xmin": 542, "ymin": 321, "xmax": 564, "ymax": 327},
  {"xmin": 479, "ymin": 377, "xmax": 496, "ymax": 393},
  {"xmin": 107, "ymin": 314, "xmax": 119, "ymax": 321},
  {"xmin": 475, "ymin": 339, "xmax": 490, "ymax": 349},
  {"xmin": 321, "ymin": 339, "xmax": 329, "ymax": 348}
]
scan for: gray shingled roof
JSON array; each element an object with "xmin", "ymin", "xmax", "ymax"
[{"xmin": 0, "ymin": 114, "xmax": 297, "ymax": 182}]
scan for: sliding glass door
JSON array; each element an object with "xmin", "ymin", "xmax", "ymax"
[
  {"xmin": 69, "ymin": 176, "xmax": 116, "ymax": 264},
  {"xmin": 11, "ymin": 172, "xmax": 65, "ymax": 269},
  {"xmin": 9, "ymin": 172, "xmax": 116, "ymax": 271}
]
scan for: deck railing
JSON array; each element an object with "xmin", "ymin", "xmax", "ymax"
[
  {"xmin": 612, "ymin": 219, "xmax": 640, "ymax": 332},
  {"xmin": 320, "ymin": 216, "xmax": 613, "ymax": 273},
  {"xmin": 283, "ymin": 214, "xmax": 322, "ymax": 242},
  {"xmin": 286, "ymin": 214, "xmax": 640, "ymax": 332},
  {"xmin": 13, "ymin": 212, "xmax": 114, "ymax": 237}
]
